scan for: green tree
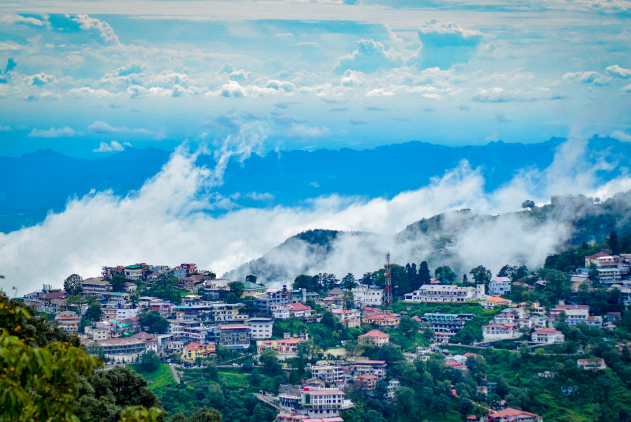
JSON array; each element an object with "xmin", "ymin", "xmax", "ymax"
[
  {"xmin": 522, "ymin": 200, "xmax": 535, "ymax": 209},
  {"xmin": 141, "ymin": 351, "xmax": 161, "ymax": 372},
  {"xmin": 228, "ymin": 281, "xmax": 245, "ymax": 300},
  {"xmin": 435, "ymin": 266, "xmax": 456, "ymax": 283},
  {"xmin": 470, "ymin": 265, "xmax": 492, "ymax": 284},
  {"xmin": 362, "ymin": 410, "xmax": 387, "ymax": 422},
  {"xmin": 418, "ymin": 261, "xmax": 431, "ymax": 287},
  {"xmin": 609, "ymin": 231, "xmax": 619, "ymax": 255},
  {"xmin": 341, "ymin": 273, "xmax": 358, "ymax": 290},
  {"xmin": 321, "ymin": 311, "xmax": 335, "ymax": 328},
  {"xmin": 64, "ymin": 273, "xmax": 84, "ymax": 295},
  {"xmin": 260, "ymin": 349, "xmax": 282, "ymax": 376},
  {"xmin": 188, "ymin": 407, "xmax": 222, "ymax": 422},
  {"xmin": 111, "ymin": 274, "xmax": 128, "ymax": 293},
  {"xmin": 245, "ymin": 275, "xmax": 257, "ymax": 284},
  {"xmin": 342, "ymin": 290, "xmax": 354, "ymax": 310},
  {"xmin": 377, "ymin": 344, "xmax": 404, "ymax": 366},
  {"xmin": 139, "ymin": 311, "xmax": 169, "ymax": 334},
  {"xmin": 293, "ymin": 274, "xmax": 316, "ymax": 292},
  {"xmin": 399, "ymin": 315, "xmax": 420, "ymax": 338},
  {"xmin": 87, "ymin": 300, "xmax": 102, "ymax": 321},
  {"xmin": 85, "ymin": 340, "xmax": 105, "ymax": 360}
]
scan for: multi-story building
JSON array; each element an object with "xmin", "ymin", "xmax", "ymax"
[
  {"xmin": 353, "ymin": 360, "xmax": 388, "ymax": 379},
  {"xmin": 81, "ymin": 278, "xmax": 113, "ymax": 296},
  {"xmin": 218, "ymin": 323, "xmax": 251, "ymax": 350},
  {"xmin": 182, "ymin": 342, "xmax": 216, "ymax": 362},
  {"xmin": 55, "ymin": 312, "xmax": 81, "ymax": 334},
  {"xmin": 404, "ymin": 284, "xmax": 485, "ymax": 303},
  {"xmin": 362, "ymin": 313, "xmax": 400, "ymax": 328},
  {"xmin": 310, "ymin": 365, "xmax": 346, "ymax": 386},
  {"xmin": 299, "ymin": 387, "xmax": 354, "ymax": 418},
  {"xmin": 247, "ymin": 317, "xmax": 274, "ymax": 339},
  {"xmin": 493, "ymin": 308, "xmax": 517, "ymax": 325},
  {"xmin": 357, "ymin": 374, "xmax": 377, "ymax": 391},
  {"xmin": 168, "ymin": 319, "xmax": 214, "ymax": 343},
  {"xmin": 489, "ymin": 277, "xmax": 512, "ymax": 296},
  {"xmin": 123, "ymin": 264, "xmax": 148, "ymax": 281},
  {"xmin": 386, "ymin": 379, "xmax": 400, "ymax": 400},
  {"xmin": 549, "ymin": 305, "xmax": 589, "ymax": 322},
  {"xmin": 256, "ymin": 334, "xmax": 309, "ymax": 360},
  {"xmin": 352, "ymin": 285, "xmax": 383, "ymax": 307},
  {"xmin": 577, "ymin": 358, "xmax": 606, "ymax": 371},
  {"xmin": 96, "ymin": 338, "xmax": 146, "ymax": 362},
  {"xmin": 358, "ymin": 329, "xmax": 389, "ymax": 347},
  {"xmin": 116, "ymin": 307, "xmax": 139, "ymax": 321},
  {"xmin": 255, "ymin": 288, "xmax": 292, "ymax": 314},
  {"xmin": 531, "ymin": 328, "xmax": 564, "ymax": 344},
  {"xmin": 482, "ymin": 324, "xmax": 521, "ymax": 342},
  {"xmin": 421, "ymin": 313, "xmax": 474, "ymax": 343}
]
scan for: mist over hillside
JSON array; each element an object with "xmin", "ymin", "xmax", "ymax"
[
  {"xmin": 2, "ymin": 135, "xmax": 630, "ymax": 233},
  {"xmin": 225, "ymin": 190, "xmax": 631, "ymax": 286}
]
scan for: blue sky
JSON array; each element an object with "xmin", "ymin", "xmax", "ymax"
[{"xmin": 0, "ymin": 0, "xmax": 630, "ymax": 157}]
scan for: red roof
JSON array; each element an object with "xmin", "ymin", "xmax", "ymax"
[
  {"xmin": 354, "ymin": 360, "xmax": 386, "ymax": 365},
  {"xmin": 359, "ymin": 329, "xmax": 389, "ymax": 338},
  {"xmin": 534, "ymin": 328, "xmax": 561, "ymax": 334},
  {"xmin": 218, "ymin": 324, "xmax": 250, "ymax": 330},
  {"xmin": 586, "ymin": 251, "xmax": 610, "ymax": 259},
  {"xmin": 488, "ymin": 408, "xmax": 541, "ymax": 419},
  {"xmin": 290, "ymin": 303, "xmax": 312, "ymax": 312},
  {"xmin": 358, "ymin": 374, "xmax": 378, "ymax": 380}
]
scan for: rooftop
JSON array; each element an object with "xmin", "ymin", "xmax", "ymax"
[{"xmin": 359, "ymin": 329, "xmax": 389, "ymax": 338}]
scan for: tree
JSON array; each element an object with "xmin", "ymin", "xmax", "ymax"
[
  {"xmin": 470, "ymin": 265, "xmax": 492, "ymax": 284},
  {"xmin": 418, "ymin": 261, "xmax": 431, "ymax": 286},
  {"xmin": 362, "ymin": 410, "xmax": 387, "ymax": 422},
  {"xmin": 250, "ymin": 368, "xmax": 262, "ymax": 387},
  {"xmin": 609, "ymin": 231, "xmax": 619, "ymax": 255},
  {"xmin": 522, "ymin": 199, "xmax": 535, "ymax": 209},
  {"xmin": 321, "ymin": 311, "xmax": 335, "ymax": 328},
  {"xmin": 139, "ymin": 311, "xmax": 169, "ymax": 334},
  {"xmin": 188, "ymin": 407, "xmax": 222, "ymax": 422},
  {"xmin": 260, "ymin": 349, "xmax": 282, "ymax": 376},
  {"xmin": 111, "ymin": 274, "xmax": 128, "ymax": 293},
  {"xmin": 141, "ymin": 351, "xmax": 161, "ymax": 372},
  {"xmin": 288, "ymin": 369, "xmax": 301, "ymax": 384},
  {"xmin": 435, "ymin": 266, "xmax": 456, "ymax": 283},
  {"xmin": 228, "ymin": 281, "xmax": 245, "ymax": 300},
  {"xmin": 374, "ymin": 379, "xmax": 389, "ymax": 401},
  {"xmin": 498, "ymin": 265, "xmax": 517, "ymax": 279},
  {"xmin": 206, "ymin": 363, "xmax": 219, "ymax": 380},
  {"xmin": 343, "ymin": 290, "xmax": 354, "ymax": 310},
  {"xmin": 64, "ymin": 273, "xmax": 84, "ymax": 295},
  {"xmin": 462, "ymin": 274, "xmax": 468, "ymax": 283},
  {"xmin": 293, "ymin": 274, "xmax": 316, "ymax": 292},
  {"xmin": 399, "ymin": 315, "xmax": 420, "ymax": 338},
  {"xmin": 85, "ymin": 340, "xmax": 105, "ymax": 360},
  {"xmin": 377, "ymin": 344, "xmax": 404, "ymax": 366},
  {"xmin": 341, "ymin": 273, "xmax": 358, "ymax": 290},
  {"xmin": 87, "ymin": 300, "xmax": 102, "ymax": 321},
  {"xmin": 245, "ymin": 275, "xmax": 257, "ymax": 284}
]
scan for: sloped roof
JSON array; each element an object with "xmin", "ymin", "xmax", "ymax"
[{"xmin": 359, "ymin": 329, "xmax": 389, "ymax": 338}]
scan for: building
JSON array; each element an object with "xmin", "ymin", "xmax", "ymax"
[
  {"xmin": 182, "ymin": 342, "xmax": 216, "ymax": 361},
  {"xmin": 55, "ymin": 312, "xmax": 81, "ymax": 334},
  {"xmin": 353, "ymin": 360, "xmax": 388, "ymax": 379},
  {"xmin": 356, "ymin": 374, "xmax": 377, "ymax": 391},
  {"xmin": 531, "ymin": 328, "xmax": 564, "ymax": 344},
  {"xmin": 358, "ymin": 329, "xmax": 389, "ymax": 347},
  {"xmin": 255, "ymin": 288, "xmax": 292, "ymax": 314},
  {"xmin": 481, "ymin": 408, "xmax": 543, "ymax": 422},
  {"xmin": 168, "ymin": 319, "xmax": 214, "ymax": 343},
  {"xmin": 489, "ymin": 277, "xmax": 512, "ymax": 297},
  {"xmin": 82, "ymin": 278, "xmax": 113, "ymax": 296},
  {"xmin": 549, "ymin": 305, "xmax": 589, "ymax": 322},
  {"xmin": 421, "ymin": 313, "xmax": 474, "ymax": 343},
  {"xmin": 577, "ymin": 358, "xmax": 606, "ymax": 371},
  {"xmin": 218, "ymin": 323, "xmax": 251, "ymax": 350},
  {"xmin": 247, "ymin": 317, "xmax": 274, "ymax": 339},
  {"xmin": 123, "ymin": 264, "xmax": 147, "ymax": 281},
  {"xmin": 481, "ymin": 296, "xmax": 513, "ymax": 309},
  {"xmin": 493, "ymin": 308, "xmax": 517, "ymax": 325},
  {"xmin": 333, "ymin": 309, "xmax": 361, "ymax": 328},
  {"xmin": 299, "ymin": 387, "xmax": 354, "ymax": 418},
  {"xmin": 482, "ymin": 324, "xmax": 521, "ymax": 342},
  {"xmin": 362, "ymin": 313, "xmax": 400, "ymax": 328},
  {"xmin": 97, "ymin": 338, "xmax": 146, "ymax": 362},
  {"xmin": 351, "ymin": 285, "xmax": 383, "ymax": 307},
  {"xmin": 403, "ymin": 284, "xmax": 485, "ymax": 303},
  {"xmin": 310, "ymin": 365, "xmax": 346, "ymax": 386},
  {"xmin": 386, "ymin": 379, "xmax": 399, "ymax": 400}
]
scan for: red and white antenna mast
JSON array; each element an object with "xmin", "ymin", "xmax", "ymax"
[{"xmin": 384, "ymin": 252, "xmax": 392, "ymax": 305}]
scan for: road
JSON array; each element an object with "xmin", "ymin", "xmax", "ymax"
[{"xmin": 169, "ymin": 365, "xmax": 181, "ymax": 384}]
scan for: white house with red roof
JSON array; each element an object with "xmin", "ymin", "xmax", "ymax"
[
  {"xmin": 358, "ymin": 329, "xmax": 389, "ymax": 347},
  {"xmin": 481, "ymin": 408, "xmax": 543, "ymax": 422},
  {"xmin": 482, "ymin": 323, "xmax": 521, "ymax": 342},
  {"xmin": 531, "ymin": 328, "xmax": 564, "ymax": 344}
]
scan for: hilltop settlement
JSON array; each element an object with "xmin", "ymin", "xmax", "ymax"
[{"xmin": 10, "ymin": 229, "xmax": 631, "ymax": 422}]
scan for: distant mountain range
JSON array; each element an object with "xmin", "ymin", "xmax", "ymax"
[
  {"xmin": 1, "ymin": 135, "xmax": 630, "ymax": 233},
  {"xmin": 225, "ymin": 190, "xmax": 631, "ymax": 284}
]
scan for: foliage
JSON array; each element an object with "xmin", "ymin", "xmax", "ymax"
[
  {"xmin": 146, "ymin": 274, "xmax": 182, "ymax": 305},
  {"xmin": 435, "ymin": 266, "xmax": 456, "ymax": 283},
  {"xmin": 470, "ymin": 265, "xmax": 492, "ymax": 284},
  {"xmin": 342, "ymin": 273, "xmax": 358, "ymax": 289},
  {"xmin": 64, "ymin": 274, "xmax": 84, "ymax": 295},
  {"xmin": 85, "ymin": 340, "xmax": 105, "ymax": 360},
  {"xmin": 245, "ymin": 275, "xmax": 257, "ymax": 284},
  {"xmin": 111, "ymin": 274, "xmax": 128, "ymax": 293},
  {"xmin": 141, "ymin": 351, "xmax": 162, "ymax": 372},
  {"xmin": 139, "ymin": 311, "xmax": 169, "ymax": 334},
  {"xmin": 398, "ymin": 315, "xmax": 420, "ymax": 338}
]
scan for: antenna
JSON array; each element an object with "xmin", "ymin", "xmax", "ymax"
[{"xmin": 384, "ymin": 252, "xmax": 392, "ymax": 305}]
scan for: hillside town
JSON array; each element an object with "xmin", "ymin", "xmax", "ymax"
[{"xmin": 12, "ymin": 240, "xmax": 631, "ymax": 422}]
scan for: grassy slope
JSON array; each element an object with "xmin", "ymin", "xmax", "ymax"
[{"xmin": 127, "ymin": 364, "xmax": 177, "ymax": 390}]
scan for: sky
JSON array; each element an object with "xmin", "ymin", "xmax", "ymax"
[
  {"xmin": 2, "ymin": 0, "xmax": 631, "ymax": 292},
  {"xmin": 0, "ymin": 0, "xmax": 630, "ymax": 157}
]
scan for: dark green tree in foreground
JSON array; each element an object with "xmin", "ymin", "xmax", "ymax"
[{"xmin": 141, "ymin": 350, "xmax": 161, "ymax": 372}]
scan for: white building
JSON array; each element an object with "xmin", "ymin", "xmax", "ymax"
[
  {"xmin": 247, "ymin": 317, "xmax": 274, "ymax": 339},
  {"xmin": 489, "ymin": 276, "xmax": 512, "ymax": 296},
  {"xmin": 300, "ymin": 388, "xmax": 354, "ymax": 418},
  {"xmin": 352, "ymin": 285, "xmax": 383, "ymax": 307},
  {"xmin": 482, "ymin": 408, "xmax": 543, "ymax": 422},
  {"xmin": 116, "ymin": 308, "xmax": 139, "ymax": 320},
  {"xmin": 310, "ymin": 365, "xmax": 346, "ymax": 386},
  {"xmin": 531, "ymin": 328, "xmax": 565, "ymax": 344},
  {"xmin": 482, "ymin": 324, "xmax": 521, "ymax": 342},
  {"xmin": 404, "ymin": 284, "xmax": 485, "ymax": 303}
]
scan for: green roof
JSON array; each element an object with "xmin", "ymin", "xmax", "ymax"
[{"xmin": 126, "ymin": 265, "xmax": 143, "ymax": 269}]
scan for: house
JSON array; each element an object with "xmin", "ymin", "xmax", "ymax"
[
  {"xmin": 310, "ymin": 364, "xmax": 346, "ymax": 386},
  {"xmin": 481, "ymin": 408, "xmax": 543, "ymax": 422},
  {"xmin": 255, "ymin": 287, "xmax": 292, "ymax": 314},
  {"xmin": 421, "ymin": 313, "xmax": 474, "ymax": 344},
  {"xmin": 531, "ymin": 328, "xmax": 564, "ymax": 344},
  {"xmin": 82, "ymin": 278, "xmax": 112, "ymax": 296},
  {"xmin": 482, "ymin": 324, "xmax": 521, "ymax": 342},
  {"xmin": 182, "ymin": 342, "xmax": 216, "ymax": 361},
  {"xmin": 481, "ymin": 296, "xmax": 513, "ymax": 309},
  {"xmin": 585, "ymin": 316, "xmax": 603, "ymax": 328},
  {"xmin": 489, "ymin": 277, "xmax": 512, "ymax": 297},
  {"xmin": 362, "ymin": 313, "xmax": 400, "ymax": 328},
  {"xmin": 55, "ymin": 312, "xmax": 81, "ymax": 334},
  {"xmin": 247, "ymin": 317, "xmax": 274, "ymax": 339},
  {"xmin": 123, "ymin": 282, "xmax": 137, "ymax": 293},
  {"xmin": 606, "ymin": 312, "xmax": 621, "ymax": 322},
  {"xmin": 386, "ymin": 379, "xmax": 399, "ymax": 399},
  {"xmin": 333, "ymin": 309, "xmax": 361, "ymax": 328},
  {"xmin": 97, "ymin": 338, "xmax": 146, "ymax": 362},
  {"xmin": 577, "ymin": 358, "xmax": 606, "ymax": 371},
  {"xmin": 277, "ymin": 386, "xmax": 354, "ymax": 418},
  {"xmin": 123, "ymin": 264, "xmax": 147, "ymax": 281},
  {"xmin": 358, "ymin": 329, "xmax": 389, "ymax": 347},
  {"xmin": 353, "ymin": 360, "xmax": 388, "ymax": 378},
  {"xmin": 549, "ymin": 304, "xmax": 589, "ymax": 322},
  {"xmin": 493, "ymin": 308, "xmax": 517, "ymax": 325},
  {"xmin": 444, "ymin": 360, "xmax": 467, "ymax": 371},
  {"xmin": 323, "ymin": 288, "xmax": 345, "ymax": 307},
  {"xmin": 403, "ymin": 284, "xmax": 485, "ymax": 303},
  {"xmin": 356, "ymin": 374, "xmax": 378, "ymax": 391},
  {"xmin": 218, "ymin": 323, "xmax": 251, "ymax": 350},
  {"xmin": 257, "ymin": 334, "xmax": 309, "ymax": 360},
  {"xmin": 351, "ymin": 285, "xmax": 383, "ymax": 307}
]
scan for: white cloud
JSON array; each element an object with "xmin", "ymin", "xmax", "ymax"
[
  {"xmin": 93, "ymin": 141, "xmax": 125, "ymax": 152},
  {"xmin": 27, "ymin": 126, "xmax": 75, "ymax": 138},
  {"xmin": 340, "ymin": 70, "xmax": 364, "ymax": 87},
  {"xmin": 88, "ymin": 121, "xmax": 165, "ymax": 139},
  {"xmin": 562, "ymin": 71, "xmax": 611, "ymax": 86},
  {"xmin": 612, "ymin": 130, "xmax": 631, "ymax": 143},
  {"xmin": 2, "ymin": 14, "xmax": 49, "ymax": 27},
  {"xmin": 68, "ymin": 87, "xmax": 116, "ymax": 97},
  {"xmin": 335, "ymin": 39, "xmax": 402, "ymax": 75},
  {"xmin": 0, "ymin": 124, "xmax": 11, "ymax": 131},
  {"xmin": 605, "ymin": 65, "xmax": 631, "ymax": 79},
  {"xmin": 286, "ymin": 123, "xmax": 330, "ymax": 139},
  {"xmin": 71, "ymin": 14, "xmax": 120, "ymax": 45}
]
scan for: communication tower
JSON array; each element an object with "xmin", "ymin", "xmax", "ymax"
[{"xmin": 384, "ymin": 252, "xmax": 392, "ymax": 305}]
